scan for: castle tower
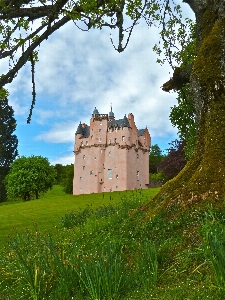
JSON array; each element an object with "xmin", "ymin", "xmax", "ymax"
[{"xmin": 73, "ymin": 107, "xmax": 151, "ymax": 195}]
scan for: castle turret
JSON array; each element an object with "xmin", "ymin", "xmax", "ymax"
[{"xmin": 108, "ymin": 105, "xmax": 115, "ymax": 121}]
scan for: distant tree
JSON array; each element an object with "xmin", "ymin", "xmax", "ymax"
[
  {"xmin": 53, "ymin": 163, "xmax": 66, "ymax": 185},
  {"xmin": 5, "ymin": 155, "xmax": 56, "ymax": 201},
  {"xmin": 158, "ymin": 140, "xmax": 187, "ymax": 180},
  {"xmin": 0, "ymin": 89, "xmax": 18, "ymax": 202},
  {"xmin": 149, "ymin": 144, "xmax": 165, "ymax": 174},
  {"xmin": 61, "ymin": 164, "xmax": 74, "ymax": 194}
]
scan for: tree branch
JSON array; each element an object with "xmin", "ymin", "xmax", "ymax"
[
  {"xmin": 162, "ymin": 65, "xmax": 192, "ymax": 92},
  {"xmin": 0, "ymin": 15, "xmax": 70, "ymax": 88}
]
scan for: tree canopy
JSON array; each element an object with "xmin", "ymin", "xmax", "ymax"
[
  {"xmin": 0, "ymin": 89, "xmax": 18, "ymax": 201},
  {"xmin": 5, "ymin": 155, "xmax": 56, "ymax": 200},
  {"xmin": 0, "ymin": 0, "xmax": 194, "ymax": 122}
]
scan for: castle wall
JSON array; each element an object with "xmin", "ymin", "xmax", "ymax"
[{"xmin": 73, "ymin": 110, "xmax": 151, "ymax": 195}]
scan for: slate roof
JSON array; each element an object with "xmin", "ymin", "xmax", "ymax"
[
  {"xmin": 108, "ymin": 115, "xmax": 130, "ymax": 128},
  {"xmin": 76, "ymin": 122, "xmax": 90, "ymax": 137},
  {"xmin": 93, "ymin": 107, "xmax": 99, "ymax": 114},
  {"xmin": 138, "ymin": 129, "xmax": 145, "ymax": 136}
]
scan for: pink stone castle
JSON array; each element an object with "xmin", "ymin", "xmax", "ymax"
[{"xmin": 73, "ymin": 107, "xmax": 151, "ymax": 195}]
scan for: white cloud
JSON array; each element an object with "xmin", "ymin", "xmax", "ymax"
[
  {"xmin": 50, "ymin": 153, "xmax": 75, "ymax": 166},
  {"xmin": 4, "ymin": 4, "xmax": 194, "ymax": 164}
]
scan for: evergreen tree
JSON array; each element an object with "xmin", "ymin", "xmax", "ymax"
[{"xmin": 0, "ymin": 90, "xmax": 18, "ymax": 202}]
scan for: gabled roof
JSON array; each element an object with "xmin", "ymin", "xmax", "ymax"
[
  {"xmin": 108, "ymin": 115, "xmax": 130, "ymax": 128},
  {"xmin": 76, "ymin": 122, "xmax": 90, "ymax": 138},
  {"xmin": 138, "ymin": 129, "xmax": 145, "ymax": 136}
]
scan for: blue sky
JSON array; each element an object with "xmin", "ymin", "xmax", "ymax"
[{"xmin": 3, "ymin": 2, "xmax": 194, "ymax": 165}]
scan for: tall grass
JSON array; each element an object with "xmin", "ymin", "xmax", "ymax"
[
  {"xmin": 201, "ymin": 211, "xmax": 225, "ymax": 290},
  {"xmin": 0, "ymin": 189, "xmax": 159, "ymax": 300}
]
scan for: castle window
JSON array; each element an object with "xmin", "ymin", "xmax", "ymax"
[
  {"xmin": 137, "ymin": 171, "xmax": 139, "ymax": 181},
  {"xmin": 114, "ymin": 138, "xmax": 117, "ymax": 143},
  {"xmin": 99, "ymin": 137, "xmax": 101, "ymax": 142},
  {"xmin": 83, "ymin": 155, "xmax": 86, "ymax": 159},
  {"xmin": 116, "ymin": 174, "xmax": 118, "ymax": 179},
  {"xmin": 108, "ymin": 169, "xmax": 112, "ymax": 179},
  {"xmin": 100, "ymin": 149, "xmax": 103, "ymax": 153},
  {"xmin": 109, "ymin": 151, "xmax": 111, "ymax": 156},
  {"xmin": 128, "ymin": 137, "xmax": 130, "ymax": 141},
  {"xmin": 83, "ymin": 166, "xmax": 85, "ymax": 170},
  {"xmin": 100, "ymin": 120, "xmax": 102, "ymax": 125},
  {"xmin": 116, "ymin": 186, "xmax": 118, "ymax": 190},
  {"xmin": 80, "ymin": 177, "xmax": 82, "ymax": 180},
  {"xmin": 99, "ymin": 129, "xmax": 102, "ymax": 132},
  {"xmin": 90, "ymin": 170, "xmax": 93, "ymax": 175},
  {"xmin": 95, "ymin": 157, "xmax": 96, "ymax": 160},
  {"xmin": 137, "ymin": 154, "xmax": 139, "ymax": 158},
  {"xmin": 122, "ymin": 136, "xmax": 125, "ymax": 141},
  {"xmin": 109, "ymin": 139, "xmax": 111, "ymax": 144},
  {"xmin": 81, "ymin": 141, "xmax": 84, "ymax": 146},
  {"xmin": 91, "ymin": 135, "xmax": 93, "ymax": 139},
  {"xmin": 86, "ymin": 141, "xmax": 88, "ymax": 146}
]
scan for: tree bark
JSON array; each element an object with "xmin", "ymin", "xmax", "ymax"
[{"xmin": 151, "ymin": 0, "xmax": 225, "ymax": 211}]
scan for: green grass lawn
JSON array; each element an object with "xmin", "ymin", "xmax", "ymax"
[
  {"xmin": 0, "ymin": 185, "xmax": 160, "ymax": 249},
  {"xmin": 0, "ymin": 185, "xmax": 224, "ymax": 299}
]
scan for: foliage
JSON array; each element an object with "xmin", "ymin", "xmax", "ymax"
[
  {"xmin": 169, "ymin": 84, "xmax": 196, "ymax": 159},
  {"xmin": 53, "ymin": 163, "xmax": 65, "ymax": 185},
  {"xmin": 5, "ymin": 155, "xmax": 56, "ymax": 201},
  {"xmin": 201, "ymin": 212, "xmax": 225, "ymax": 290},
  {"xmin": 0, "ymin": 190, "xmax": 159, "ymax": 300},
  {"xmin": 149, "ymin": 144, "xmax": 165, "ymax": 174},
  {"xmin": 0, "ymin": 88, "xmax": 18, "ymax": 202},
  {"xmin": 61, "ymin": 163, "xmax": 74, "ymax": 194},
  {"xmin": 1, "ymin": 188, "xmax": 225, "ymax": 299},
  {"xmin": 149, "ymin": 171, "xmax": 168, "ymax": 182},
  {"xmin": 53, "ymin": 163, "xmax": 74, "ymax": 194},
  {"xmin": 158, "ymin": 140, "xmax": 186, "ymax": 180}
]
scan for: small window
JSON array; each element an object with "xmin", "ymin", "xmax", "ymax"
[
  {"xmin": 99, "ymin": 129, "xmax": 102, "ymax": 132},
  {"xmin": 86, "ymin": 141, "xmax": 88, "ymax": 146},
  {"xmin": 109, "ymin": 151, "xmax": 111, "ymax": 156},
  {"xmin": 95, "ymin": 157, "xmax": 96, "ymax": 160},
  {"xmin": 91, "ymin": 135, "xmax": 93, "ymax": 139},
  {"xmin": 108, "ymin": 169, "xmax": 112, "ymax": 179},
  {"xmin": 81, "ymin": 141, "xmax": 84, "ymax": 146},
  {"xmin": 83, "ymin": 166, "xmax": 85, "ymax": 170},
  {"xmin": 99, "ymin": 137, "xmax": 101, "ymax": 142},
  {"xmin": 80, "ymin": 177, "xmax": 82, "ymax": 180},
  {"xmin": 116, "ymin": 174, "xmax": 118, "ymax": 179},
  {"xmin": 137, "ymin": 154, "xmax": 139, "ymax": 158},
  {"xmin": 83, "ymin": 155, "xmax": 86, "ymax": 159},
  {"xmin": 100, "ymin": 120, "xmax": 102, "ymax": 125},
  {"xmin": 114, "ymin": 138, "xmax": 117, "ymax": 143},
  {"xmin": 122, "ymin": 136, "xmax": 125, "ymax": 141},
  {"xmin": 116, "ymin": 186, "xmax": 118, "ymax": 190},
  {"xmin": 109, "ymin": 139, "xmax": 111, "ymax": 144},
  {"xmin": 90, "ymin": 170, "xmax": 93, "ymax": 175},
  {"xmin": 128, "ymin": 137, "xmax": 130, "ymax": 141},
  {"xmin": 137, "ymin": 171, "xmax": 139, "ymax": 181},
  {"xmin": 100, "ymin": 149, "xmax": 103, "ymax": 153}
]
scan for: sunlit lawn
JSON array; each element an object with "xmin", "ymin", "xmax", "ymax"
[{"xmin": 0, "ymin": 185, "xmax": 160, "ymax": 249}]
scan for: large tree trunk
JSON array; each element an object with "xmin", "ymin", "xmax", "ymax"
[{"xmin": 151, "ymin": 1, "xmax": 225, "ymax": 210}]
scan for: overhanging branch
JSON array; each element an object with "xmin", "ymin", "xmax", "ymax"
[{"xmin": 162, "ymin": 65, "xmax": 192, "ymax": 92}]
